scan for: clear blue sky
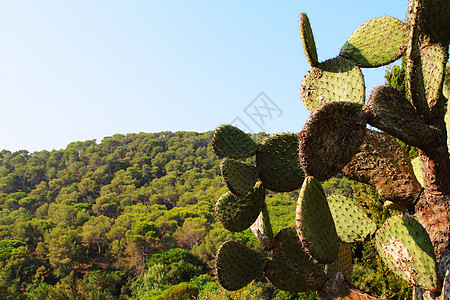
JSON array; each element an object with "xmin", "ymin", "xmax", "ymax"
[{"xmin": 0, "ymin": 1, "xmax": 408, "ymax": 152}]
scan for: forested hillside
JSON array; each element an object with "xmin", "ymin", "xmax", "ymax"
[
  {"xmin": 0, "ymin": 129, "xmax": 412, "ymax": 299},
  {"xmin": 0, "ymin": 131, "xmax": 317, "ymax": 299}
]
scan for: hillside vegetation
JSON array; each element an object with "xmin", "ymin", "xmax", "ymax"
[{"xmin": 0, "ymin": 131, "xmax": 316, "ymax": 299}]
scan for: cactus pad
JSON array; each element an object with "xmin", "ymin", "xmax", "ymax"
[
  {"xmin": 264, "ymin": 228, "xmax": 327, "ymax": 293},
  {"xmin": 342, "ymin": 130, "xmax": 422, "ymax": 208},
  {"xmin": 328, "ymin": 195, "xmax": 377, "ymax": 243},
  {"xmin": 220, "ymin": 158, "xmax": 258, "ymax": 197},
  {"xmin": 438, "ymin": 253, "xmax": 450, "ymax": 281},
  {"xmin": 445, "ymin": 63, "xmax": 450, "ymax": 150},
  {"xmin": 443, "ymin": 269, "xmax": 450, "ymax": 300},
  {"xmin": 411, "ymin": 157, "xmax": 424, "ymax": 187},
  {"xmin": 250, "ymin": 203, "xmax": 275, "ymax": 249},
  {"xmin": 299, "ymin": 101, "xmax": 368, "ymax": 181},
  {"xmin": 444, "ymin": 62, "xmax": 450, "ymax": 101},
  {"xmin": 375, "ymin": 215, "xmax": 438, "ymax": 291},
  {"xmin": 215, "ymin": 182, "xmax": 266, "ymax": 232},
  {"xmin": 419, "ymin": 44, "xmax": 448, "ymax": 111},
  {"xmin": 256, "ymin": 133, "xmax": 304, "ymax": 192},
  {"xmin": 299, "ymin": 12, "xmax": 318, "ymax": 67},
  {"xmin": 210, "ymin": 125, "xmax": 257, "ymax": 159},
  {"xmin": 296, "ymin": 176, "xmax": 339, "ymax": 264},
  {"xmin": 384, "ymin": 201, "xmax": 407, "ymax": 213},
  {"xmin": 340, "ymin": 17, "xmax": 408, "ymax": 68},
  {"xmin": 301, "ymin": 56, "xmax": 365, "ymax": 112},
  {"xmin": 216, "ymin": 240, "xmax": 266, "ymax": 291},
  {"xmin": 326, "ymin": 242, "xmax": 353, "ymax": 279},
  {"xmin": 367, "ymin": 85, "xmax": 440, "ymax": 150}
]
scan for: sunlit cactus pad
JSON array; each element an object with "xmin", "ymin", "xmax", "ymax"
[
  {"xmin": 220, "ymin": 158, "xmax": 258, "ymax": 197},
  {"xmin": 250, "ymin": 203, "xmax": 275, "ymax": 249},
  {"xmin": 340, "ymin": 16, "xmax": 408, "ymax": 68},
  {"xmin": 419, "ymin": 44, "xmax": 447, "ymax": 109},
  {"xmin": 301, "ymin": 56, "xmax": 365, "ymax": 112},
  {"xmin": 264, "ymin": 228, "xmax": 327, "ymax": 293},
  {"xmin": 210, "ymin": 125, "xmax": 257, "ymax": 159},
  {"xmin": 328, "ymin": 195, "xmax": 377, "ymax": 243},
  {"xmin": 299, "ymin": 12, "xmax": 318, "ymax": 67},
  {"xmin": 444, "ymin": 62, "xmax": 450, "ymax": 100},
  {"xmin": 296, "ymin": 176, "xmax": 339, "ymax": 264},
  {"xmin": 375, "ymin": 215, "xmax": 438, "ymax": 291},
  {"xmin": 326, "ymin": 242, "xmax": 353, "ymax": 279},
  {"xmin": 215, "ymin": 182, "xmax": 265, "ymax": 232},
  {"xmin": 299, "ymin": 102, "xmax": 368, "ymax": 181},
  {"xmin": 216, "ymin": 240, "xmax": 266, "ymax": 291},
  {"xmin": 256, "ymin": 133, "xmax": 304, "ymax": 192}
]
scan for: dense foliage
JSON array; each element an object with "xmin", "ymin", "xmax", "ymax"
[{"xmin": 0, "ymin": 131, "xmax": 312, "ymax": 299}]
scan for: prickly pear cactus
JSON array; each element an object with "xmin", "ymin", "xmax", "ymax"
[
  {"xmin": 210, "ymin": 0, "xmax": 450, "ymax": 298},
  {"xmin": 216, "ymin": 240, "xmax": 266, "ymax": 291},
  {"xmin": 256, "ymin": 133, "xmax": 304, "ymax": 192},
  {"xmin": 375, "ymin": 215, "xmax": 438, "ymax": 291}
]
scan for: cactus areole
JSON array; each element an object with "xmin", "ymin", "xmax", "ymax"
[{"xmin": 210, "ymin": 0, "xmax": 450, "ymax": 298}]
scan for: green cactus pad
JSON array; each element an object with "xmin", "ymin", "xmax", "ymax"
[
  {"xmin": 264, "ymin": 228, "xmax": 327, "ymax": 293},
  {"xmin": 256, "ymin": 133, "xmax": 304, "ymax": 192},
  {"xmin": 220, "ymin": 158, "xmax": 258, "ymax": 197},
  {"xmin": 375, "ymin": 215, "xmax": 438, "ymax": 291},
  {"xmin": 410, "ymin": 0, "xmax": 450, "ymax": 45},
  {"xmin": 444, "ymin": 63, "xmax": 450, "ymax": 150},
  {"xmin": 216, "ymin": 240, "xmax": 266, "ymax": 291},
  {"xmin": 300, "ymin": 56, "xmax": 365, "ymax": 112},
  {"xmin": 296, "ymin": 177, "xmax": 339, "ymax": 264},
  {"xmin": 250, "ymin": 203, "xmax": 275, "ymax": 249},
  {"xmin": 215, "ymin": 182, "xmax": 265, "ymax": 232},
  {"xmin": 420, "ymin": 44, "xmax": 447, "ymax": 110},
  {"xmin": 299, "ymin": 13, "xmax": 318, "ymax": 67},
  {"xmin": 210, "ymin": 125, "xmax": 257, "ymax": 159},
  {"xmin": 299, "ymin": 102, "xmax": 368, "ymax": 181},
  {"xmin": 340, "ymin": 16, "xmax": 408, "ymax": 68},
  {"xmin": 408, "ymin": 43, "xmax": 448, "ymax": 119},
  {"xmin": 342, "ymin": 130, "xmax": 423, "ymax": 208},
  {"xmin": 326, "ymin": 242, "xmax": 353, "ymax": 279},
  {"xmin": 411, "ymin": 157, "xmax": 424, "ymax": 187},
  {"xmin": 444, "ymin": 62, "xmax": 450, "ymax": 101},
  {"xmin": 328, "ymin": 195, "xmax": 377, "ymax": 243}
]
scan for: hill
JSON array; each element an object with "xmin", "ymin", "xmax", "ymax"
[{"xmin": 0, "ymin": 131, "xmax": 312, "ymax": 299}]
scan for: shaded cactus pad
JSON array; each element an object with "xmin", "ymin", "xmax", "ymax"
[
  {"xmin": 326, "ymin": 242, "xmax": 353, "ymax": 279},
  {"xmin": 264, "ymin": 228, "xmax": 327, "ymax": 293},
  {"xmin": 296, "ymin": 177, "xmax": 339, "ymax": 264},
  {"xmin": 220, "ymin": 158, "xmax": 258, "ymax": 197},
  {"xmin": 301, "ymin": 56, "xmax": 365, "ymax": 112},
  {"xmin": 215, "ymin": 182, "xmax": 265, "ymax": 232},
  {"xmin": 340, "ymin": 16, "xmax": 408, "ymax": 68},
  {"xmin": 299, "ymin": 102, "xmax": 368, "ymax": 181},
  {"xmin": 328, "ymin": 195, "xmax": 377, "ymax": 243},
  {"xmin": 256, "ymin": 133, "xmax": 304, "ymax": 192},
  {"xmin": 210, "ymin": 125, "xmax": 257, "ymax": 159},
  {"xmin": 216, "ymin": 240, "xmax": 266, "ymax": 291},
  {"xmin": 375, "ymin": 215, "xmax": 438, "ymax": 291},
  {"xmin": 299, "ymin": 12, "xmax": 318, "ymax": 67}
]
